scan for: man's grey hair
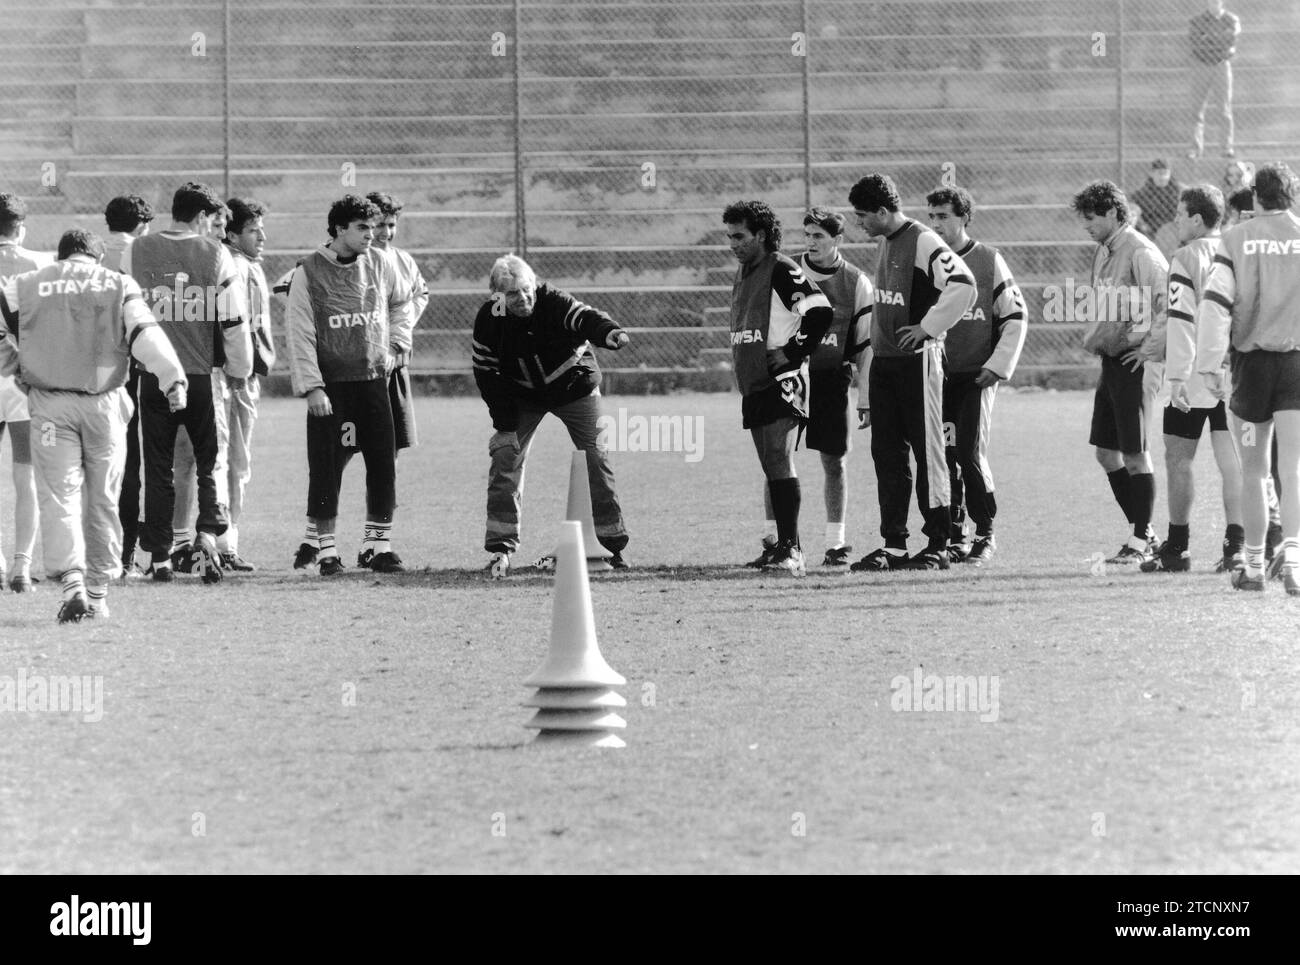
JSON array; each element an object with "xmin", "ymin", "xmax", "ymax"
[{"xmin": 489, "ymin": 253, "xmax": 536, "ymax": 293}]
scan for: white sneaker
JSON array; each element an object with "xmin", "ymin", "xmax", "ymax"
[{"xmin": 486, "ymin": 552, "xmax": 510, "ymax": 580}]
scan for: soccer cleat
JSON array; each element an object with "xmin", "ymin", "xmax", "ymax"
[
  {"xmin": 194, "ymin": 535, "xmax": 223, "ymax": 585},
  {"xmin": 9, "ymin": 574, "xmax": 33, "ymax": 593},
  {"xmin": 745, "ymin": 536, "xmax": 779, "ymax": 568},
  {"xmin": 356, "ymin": 548, "xmax": 374, "ymax": 570},
  {"xmin": 1106, "ymin": 540, "xmax": 1155, "ymax": 565},
  {"xmin": 609, "ymin": 551, "xmax": 629, "ymax": 570},
  {"xmin": 822, "ymin": 545, "xmax": 853, "ymax": 567},
  {"xmin": 220, "ymin": 552, "xmax": 255, "ymax": 572},
  {"xmin": 850, "ymin": 547, "xmax": 910, "ymax": 571},
  {"xmin": 486, "ymin": 552, "xmax": 510, "ymax": 580},
  {"xmin": 57, "ymin": 594, "xmax": 88, "ymax": 624},
  {"xmin": 1230, "ymin": 568, "xmax": 1264, "ymax": 592},
  {"xmin": 1266, "ymin": 549, "xmax": 1287, "ymax": 583},
  {"xmin": 369, "ymin": 551, "xmax": 406, "ymax": 573},
  {"xmin": 319, "ymin": 556, "xmax": 345, "ymax": 577},
  {"xmin": 293, "ymin": 542, "xmax": 319, "ymax": 570},
  {"xmin": 170, "ymin": 542, "xmax": 197, "ymax": 574},
  {"xmin": 966, "ymin": 534, "xmax": 996, "ymax": 565},
  {"xmin": 1265, "ymin": 523, "xmax": 1283, "ymax": 562},
  {"xmin": 150, "ymin": 561, "xmax": 174, "ymax": 582},
  {"xmin": 906, "ymin": 546, "xmax": 951, "ymax": 571},
  {"xmin": 1215, "ymin": 546, "xmax": 1245, "ymax": 573},
  {"xmin": 1140, "ymin": 545, "xmax": 1191, "ymax": 573},
  {"xmin": 946, "ymin": 542, "xmax": 971, "ymax": 564},
  {"xmin": 121, "ymin": 559, "xmax": 147, "ymax": 581},
  {"xmin": 1283, "ymin": 563, "xmax": 1300, "ymax": 597},
  {"xmin": 86, "ymin": 600, "xmax": 111, "ymax": 620},
  {"xmin": 762, "ymin": 540, "xmax": 806, "ymax": 577}
]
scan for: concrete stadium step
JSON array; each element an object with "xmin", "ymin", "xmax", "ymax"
[{"xmin": 70, "ymin": 117, "xmax": 517, "ymax": 158}]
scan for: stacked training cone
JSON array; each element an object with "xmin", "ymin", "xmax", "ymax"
[
  {"xmin": 549, "ymin": 450, "xmax": 613, "ymax": 572},
  {"xmin": 524, "ymin": 520, "xmax": 627, "ymax": 748}
]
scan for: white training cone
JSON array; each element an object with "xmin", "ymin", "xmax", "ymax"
[
  {"xmin": 524, "ymin": 521, "xmax": 627, "ymax": 748},
  {"xmin": 549, "ymin": 450, "xmax": 613, "ymax": 572}
]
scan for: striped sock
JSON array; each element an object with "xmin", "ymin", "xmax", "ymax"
[
  {"xmin": 318, "ymin": 533, "xmax": 338, "ymax": 560},
  {"xmin": 367, "ymin": 520, "xmax": 392, "ymax": 555},
  {"xmin": 61, "ymin": 570, "xmax": 85, "ymax": 601},
  {"xmin": 1244, "ymin": 543, "xmax": 1265, "ymax": 578},
  {"xmin": 304, "ymin": 520, "xmax": 319, "ymax": 549},
  {"xmin": 1281, "ymin": 538, "xmax": 1300, "ymax": 567},
  {"xmin": 13, "ymin": 552, "xmax": 30, "ymax": 578},
  {"xmin": 172, "ymin": 529, "xmax": 190, "ymax": 552},
  {"xmin": 87, "ymin": 584, "xmax": 107, "ymax": 608}
]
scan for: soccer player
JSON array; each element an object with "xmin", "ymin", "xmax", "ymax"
[
  {"xmin": 102, "ymin": 195, "xmax": 153, "ymax": 273},
  {"xmin": 0, "ymin": 193, "xmax": 50, "ymax": 592},
  {"xmin": 216, "ymin": 197, "xmax": 272, "ymax": 571},
  {"xmin": 1142, "ymin": 184, "xmax": 1244, "ymax": 573},
  {"xmin": 847, "ymin": 174, "xmax": 976, "ymax": 572},
  {"xmin": 168, "ymin": 203, "xmax": 238, "ymax": 574},
  {"xmin": 285, "ymin": 194, "xmax": 414, "ymax": 576},
  {"xmin": 925, "ymin": 186, "xmax": 1028, "ymax": 565},
  {"xmin": 795, "ymin": 207, "xmax": 871, "ymax": 566},
  {"xmin": 724, "ymin": 201, "xmax": 832, "ymax": 577},
  {"xmin": 1196, "ymin": 162, "xmax": 1300, "ymax": 594},
  {"xmin": 473, "ymin": 253, "xmax": 630, "ymax": 577},
  {"xmin": 102, "ymin": 195, "xmax": 154, "ymax": 577},
  {"xmin": 358, "ymin": 191, "xmax": 428, "ymax": 568},
  {"xmin": 123, "ymin": 182, "xmax": 252, "ymax": 583},
  {"xmin": 1072, "ymin": 180, "xmax": 1169, "ymax": 565},
  {"xmin": 0, "ymin": 229, "xmax": 186, "ymax": 622}
]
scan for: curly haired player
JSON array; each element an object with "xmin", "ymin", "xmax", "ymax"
[{"xmin": 725, "ymin": 200, "xmax": 833, "ymax": 577}]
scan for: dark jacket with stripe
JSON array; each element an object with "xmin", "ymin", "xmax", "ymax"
[{"xmin": 472, "ymin": 283, "xmax": 621, "ymax": 431}]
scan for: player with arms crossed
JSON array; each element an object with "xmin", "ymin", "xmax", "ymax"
[
  {"xmin": 1195, "ymin": 162, "xmax": 1300, "ymax": 593},
  {"xmin": 795, "ymin": 207, "xmax": 872, "ymax": 567},
  {"xmin": 286, "ymin": 194, "xmax": 414, "ymax": 576},
  {"xmin": 725, "ymin": 200, "xmax": 833, "ymax": 577},
  {"xmin": 925, "ymin": 186, "xmax": 1027, "ymax": 565},
  {"xmin": 1142, "ymin": 184, "xmax": 1244, "ymax": 573},
  {"xmin": 848, "ymin": 174, "xmax": 976, "ymax": 572}
]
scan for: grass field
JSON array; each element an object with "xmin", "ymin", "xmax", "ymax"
[{"xmin": 0, "ymin": 389, "xmax": 1297, "ymax": 874}]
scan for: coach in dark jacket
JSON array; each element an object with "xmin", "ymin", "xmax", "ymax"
[{"xmin": 472, "ymin": 254, "xmax": 630, "ymax": 576}]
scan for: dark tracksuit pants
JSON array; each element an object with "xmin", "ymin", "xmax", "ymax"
[
  {"xmin": 869, "ymin": 348, "xmax": 952, "ymax": 549},
  {"xmin": 139, "ymin": 371, "xmax": 227, "ymax": 554},
  {"xmin": 945, "ymin": 369, "xmax": 999, "ymax": 539},
  {"xmin": 306, "ymin": 378, "xmax": 396, "ymax": 521}
]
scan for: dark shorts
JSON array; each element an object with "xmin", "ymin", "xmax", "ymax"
[
  {"xmin": 1229, "ymin": 349, "xmax": 1300, "ymax": 424},
  {"xmin": 389, "ymin": 364, "xmax": 418, "ymax": 450},
  {"xmin": 741, "ymin": 368, "xmax": 810, "ymax": 430},
  {"xmin": 1163, "ymin": 400, "xmax": 1228, "ymax": 440},
  {"xmin": 805, "ymin": 367, "xmax": 853, "ymax": 455},
  {"xmin": 1089, "ymin": 354, "xmax": 1148, "ymax": 453}
]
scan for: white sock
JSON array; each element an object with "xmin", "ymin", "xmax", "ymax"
[
  {"xmin": 172, "ymin": 529, "xmax": 190, "ymax": 551},
  {"xmin": 87, "ymin": 584, "xmax": 108, "ymax": 609},
  {"xmin": 304, "ymin": 520, "xmax": 319, "ymax": 549},
  {"xmin": 61, "ymin": 570, "xmax": 85, "ymax": 601},
  {"xmin": 1244, "ymin": 543, "xmax": 1265, "ymax": 577},
  {"xmin": 319, "ymin": 534, "xmax": 338, "ymax": 560},
  {"xmin": 825, "ymin": 522, "xmax": 845, "ymax": 549},
  {"xmin": 13, "ymin": 553, "xmax": 30, "ymax": 578}
]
